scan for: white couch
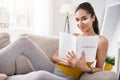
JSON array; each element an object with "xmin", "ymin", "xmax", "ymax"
[{"xmin": 0, "ymin": 33, "xmax": 118, "ymax": 80}]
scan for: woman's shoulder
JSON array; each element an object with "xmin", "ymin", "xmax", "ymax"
[{"xmin": 99, "ymin": 35, "xmax": 109, "ymax": 45}]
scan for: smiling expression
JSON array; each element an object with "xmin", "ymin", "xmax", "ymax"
[{"xmin": 75, "ymin": 9, "xmax": 95, "ymax": 32}]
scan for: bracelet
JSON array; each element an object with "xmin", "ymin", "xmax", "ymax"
[{"xmin": 89, "ymin": 67, "xmax": 93, "ymax": 73}]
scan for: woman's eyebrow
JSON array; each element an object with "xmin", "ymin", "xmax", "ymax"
[
  {"xmin": 75, "ymin": 15, "xmax": 87, "ymax": 20},
  {"xmin": 81, "ymin": 16, "xmax": 87, "ymax": 18}
]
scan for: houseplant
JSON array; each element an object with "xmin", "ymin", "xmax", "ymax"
[{"xmin": 104, "ymin": 55, "xmax": 115, "ymax": 71}]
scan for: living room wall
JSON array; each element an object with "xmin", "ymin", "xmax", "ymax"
[{"xmin": 50, "ymin": 0, "xmax": 70, "ymax": 36}]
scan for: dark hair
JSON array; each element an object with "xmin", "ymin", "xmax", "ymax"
[{"xmin": 75, "ymin": 2, "xmax": 99, "ymax": 34}]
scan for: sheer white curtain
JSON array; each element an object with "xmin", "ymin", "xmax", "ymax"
[
  {"xmin": 0, "ymin": 0, "xmax": 33, "ymax": 28},
  {"xmin": 33, "ymin": 0, "xmax": 52, "ymax": 35},
  {"xmin": 0, "ymin": 0, "xmax": 53, "ymax": 35}
]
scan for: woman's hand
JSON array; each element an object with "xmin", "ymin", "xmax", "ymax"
[
  {"xmin": 66, "ymin": 51, "xmax": 78, "ymax": 67},
  {"xmin": 67, "ymin": 51, "xmax": 90, "ymax": 72}
]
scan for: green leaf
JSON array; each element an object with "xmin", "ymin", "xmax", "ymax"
[{"xmin": 105, "ymin": 56, "xmax": 115, "ymax": 65}]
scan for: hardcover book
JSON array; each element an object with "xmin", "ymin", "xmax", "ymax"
[{"xmin": 59, "ymin": 32, "xmax": 99, "ymax": 62}]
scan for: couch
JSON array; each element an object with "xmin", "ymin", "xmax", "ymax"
[{"xmin": 0, "ymin": 32, "xmax": 119, "ymax": 80}]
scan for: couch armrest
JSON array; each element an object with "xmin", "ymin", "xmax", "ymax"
[
  {"xmin": 0, "ymin": 32, "xmax": 10, "ymax": 49},
  {"xmin": 79, "ymin": 71, "xmax": 118, "ymax": 80}
]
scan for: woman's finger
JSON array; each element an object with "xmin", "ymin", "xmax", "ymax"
[
  {"xmin": 80, "ymin": 51, "xmax": 85, "ymax": 60},
  {"xmin": 66, "ymin": 52, "xmax": 72, "ymax": 59},
  {"xmin": 68, "ymin": 51, "xmax": 74, "ymax": 57}
]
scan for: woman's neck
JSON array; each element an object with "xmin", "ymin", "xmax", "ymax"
[{"xmin": 81, "ymin": 30, "xmax": 96, "ymax": 36}]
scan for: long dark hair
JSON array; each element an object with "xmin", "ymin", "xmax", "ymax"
[{"xmin": 75, "ymin": 2, "xmax": 99, "ymax": 34}]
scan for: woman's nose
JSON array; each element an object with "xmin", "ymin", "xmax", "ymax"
[{"xmin": 77, "ymin": 20, "xmax": 83, "ymax": 25}]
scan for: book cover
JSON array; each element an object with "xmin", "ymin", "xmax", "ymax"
[{"xmin": 59, "ymin": 32, "xmax": 99, "ymax": 62}]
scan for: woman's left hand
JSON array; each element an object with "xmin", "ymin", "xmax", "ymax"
[{"xmin": 66, "ymin": 51, "xmax": 90, "ymax": 72}]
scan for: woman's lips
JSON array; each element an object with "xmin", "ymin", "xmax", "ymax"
[{"xmin": 79, "ymin": 26, "xmax": 85, "ymax": 30}]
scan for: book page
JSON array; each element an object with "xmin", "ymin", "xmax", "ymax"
[
  {"xmin": 76, "ymin": 36, "xmax": 99, "ymax": 62},
  {"xmin": 59, "ymin": 32, "xmax": 77, "ymax": 58}
]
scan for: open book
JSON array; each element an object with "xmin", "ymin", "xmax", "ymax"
[{"xmin": 59, "ymin": 32, "xmax": 99, "ymax": 62}]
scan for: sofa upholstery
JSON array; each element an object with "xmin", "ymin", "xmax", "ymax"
[
  {"xmin": 0, "ymin": 33, "xmax": 119, "ymax": 80},
  {"xmin": 0, "ymin": 32, "xmax": 10, "ymax": 49}
]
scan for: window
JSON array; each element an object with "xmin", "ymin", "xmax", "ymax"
[{"xmin": 0, "ymin": 0, "xmax": 52, "ymax": 35}]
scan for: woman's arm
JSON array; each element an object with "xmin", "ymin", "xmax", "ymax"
[
  {"xmin": 66, "ymin": 36, "xmax": 108, "ymax": 73},
  {"xmin": 51, "ymin": 50, "xmax": 69, "ymax": 66},
  {"xmin": 89, "ymin": 36, "xmax": 109, "ymax": 73}
]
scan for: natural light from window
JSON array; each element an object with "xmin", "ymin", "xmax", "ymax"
[{"xmin": 0, "ymin": 0, "xmax": 51, "ymax": 35}]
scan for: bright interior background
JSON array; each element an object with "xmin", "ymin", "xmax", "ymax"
[{"xmin": 0, "ymin": 0, "xmax": 120, "ymax": 75}]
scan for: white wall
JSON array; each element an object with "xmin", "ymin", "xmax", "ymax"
[
  {"xmin": 100, "ymin": 0, "xmax": 120, "ymax": 73},
  {"xmin": 106, "ymin": 0, "xmax": 120, "ymax": 4},
  {"xmin": 50, "ymin": 0, "xmax": 70, "ymax": 36},
  {"xmin": 111, "ymin": 20, "xmax": 120, "ymax": 73}
]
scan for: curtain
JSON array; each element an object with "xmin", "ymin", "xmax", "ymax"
[
  {"xmin": 0, "ymin": 0, "xmax": 52, "ymax": 35},
  {"xmin": 33, "ymin": 0, "xmax": 52, "ymax": 35}
]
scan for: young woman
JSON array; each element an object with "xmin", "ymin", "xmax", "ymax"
[
  {"xmin": 0, "ymin": 2, "xmax": 108, "ymax": 80},
  {"xmin": 51, "ymin": 2, "xmax": 108, "ymax": 80}
]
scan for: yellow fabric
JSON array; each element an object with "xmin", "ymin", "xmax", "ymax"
[{"xmin": 56, "ymin": 62, "xmax": 93, "ymax": 79}]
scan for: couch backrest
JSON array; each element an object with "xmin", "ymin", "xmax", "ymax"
[{"xmin": 21, "ymin": 34, "xmax": 59, "ymax": 59}]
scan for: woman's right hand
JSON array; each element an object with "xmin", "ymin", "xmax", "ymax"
[
  {"xmin": 0, "ymin": 73, "xmax": 8, "ymax": 80},
  {"xmin": 67, "ymin": 51, "xmax": 91, "ymax": 72}
]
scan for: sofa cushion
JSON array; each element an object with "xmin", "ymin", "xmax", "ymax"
[
  {"xmin": 0, "ymin": 63, "xmax": 15, "ymax": 76},
  {"xmin": 15, "ymin": 55, "xmax": 33, "ymax": 74},
  {"xmin": 0, "ymin": 32, "xmax": 15, "ymax": 76}
]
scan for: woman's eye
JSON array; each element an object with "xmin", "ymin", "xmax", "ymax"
[
  {"xmin": 75, "ymin": 18, "xmax": 79, "ymax": 21},
  {"xmin": 82, "ymin": 17, "xmax": 87, "ymax": 20}
]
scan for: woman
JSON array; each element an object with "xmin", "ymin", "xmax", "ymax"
[
  {"xmin": 51, "ymin": 2, "xmax": 108, "ymax": 80},
  {"xmin": 0, "ymin": 2, "xmax": 108, "ymax": 80}
]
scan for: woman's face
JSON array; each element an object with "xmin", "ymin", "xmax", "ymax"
[{"xmin": 75, "ymin": 9, "xmax": 95, "ymax": 32}]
